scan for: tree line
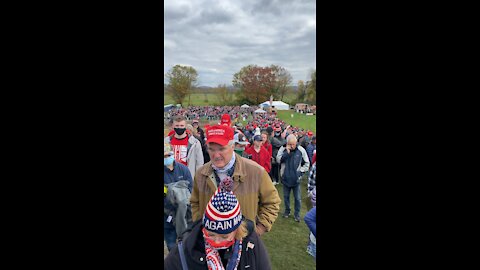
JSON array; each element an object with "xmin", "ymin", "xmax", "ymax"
[{"xmin": 164, "ymin": 64, "xmax": 316, "ymax": 106}]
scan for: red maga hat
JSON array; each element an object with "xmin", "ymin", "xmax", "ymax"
[
  {"xmin": 206, "ymin": 125, "xmax": 234, "ymax": 146},
  {"xmin": 221, "ymin": 114, "xmax": 231, "ymax": 126}
]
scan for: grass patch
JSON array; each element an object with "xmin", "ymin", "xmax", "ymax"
[
  {"xmin": 163, "ymin": 92, "xmax": 299, "ymax": 107},
  {"xmin": 275, "ymin": 110, "xmax": 316, "ymax": 133},
  {"xmin": 164, "ymin": 93, "xmax": 225, "ymax": 106},
  {"xmin": 263, "ymin": 179, "xmax": 316, "ymax": 269}
]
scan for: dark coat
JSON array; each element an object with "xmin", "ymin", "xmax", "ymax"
[{"xmin": 164, "ymin": 220, "xmax": 272, "ymax": 270}]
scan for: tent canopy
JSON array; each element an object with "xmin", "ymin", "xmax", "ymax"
[
  {"xmin": 259, "ymin": 100, "xmax": 290, "ymax": 110},
  {"xmin": 254, "ymin": 108, "xmax": 267, "ymax": 113},
  {"xmin": 241, "ymin": 104, "xmax": 250, "ymax": 108}
]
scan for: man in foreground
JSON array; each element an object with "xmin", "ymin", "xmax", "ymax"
[{"xmin": 190, "ymin": 124, "xmax": 281, "ymax": 236}]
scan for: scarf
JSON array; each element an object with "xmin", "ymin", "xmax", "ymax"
[
  {"xmin": 212, "ymin": 154, "xmax": 236, "ymax": 174},
  {"xmin": 212, "ymin": 154, "xmax": 236, "ymax": 183},
  {"xmin": 204, "ymin": 237, "xmax": 243, "ymax": 270}
]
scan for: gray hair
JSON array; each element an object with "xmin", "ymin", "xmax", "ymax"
[{"xmin": 286, "ymin": 134, "xmax": 297, "ymax": 143}]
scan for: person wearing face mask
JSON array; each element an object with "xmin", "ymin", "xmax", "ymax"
[
  {"xmin": 165, "ymin": 115, "xmax": 204, "ymax": 178},
  {"xmin": 270, "ymin": 124, "xmax": 286, "ymax": 185},
  {"xmin": 165, "ymin": 179, "xmax": 272, "ymax": 270},
  {"xmin": 164, "ymin": 143, "xmax": 193, "ymax": 252},
  {"xmin": 232, "ymin": 133, "xmax": 250, "ymax": 158}
]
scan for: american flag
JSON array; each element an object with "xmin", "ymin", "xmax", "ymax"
[{"xmin": 205, "ymin": 190, "xmax": 241, "ymax": 221}]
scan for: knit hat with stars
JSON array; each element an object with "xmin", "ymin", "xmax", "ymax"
[{"xmin": 203, "ymin": 177, "xmax": 242, "ymax": 234}]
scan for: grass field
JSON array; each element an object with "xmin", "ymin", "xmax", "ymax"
[
  {"xmin": 163, "ymin": 92, "xmax": 298, "ymax": 106},
  {"xmin": 164, "ymin": 93, "xmax": 224, "ymax": 106},
  {"xmin": 263, "ymin": 179, "xmax": 316, "ymax": 269},
  {"xmin": 276, "ymin": 110, "xmax": 317, "ymax": 133}
]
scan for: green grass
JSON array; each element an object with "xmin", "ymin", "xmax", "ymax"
[
  {"xmin": 263, "ymin": 179, "xmax": 316, "ymax": 269},
  {"xmin": 275, "ymin": 110, "xmax": 316, "ymax": 133},
  {"xmin": 164, "ymin": 93, "xmax": 225, "ymax": 106},
  {"xmin": 163, "ymin": 92, "xmax": 299, "ymax": 106}
]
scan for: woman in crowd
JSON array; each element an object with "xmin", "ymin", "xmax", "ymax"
[{"xmin": 164, "ymin": 178, "xmax": 272, "ymax": 270}]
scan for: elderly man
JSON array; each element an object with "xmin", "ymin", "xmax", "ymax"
[
  {"xmin": 276, "ymin": 134, "xmax": 310, "ymax": 222},
  {"xmin": 165, "ymin": 115, "xmax": 204, "ymax": 178},
  {"xmin": 190, "ymin": 124, "xmax": 281, "ymax": 236}
]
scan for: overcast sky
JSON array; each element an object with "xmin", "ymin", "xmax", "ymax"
[{"xmin": 164, "ymin": 0, "xmax": 316, "ymax": 87}]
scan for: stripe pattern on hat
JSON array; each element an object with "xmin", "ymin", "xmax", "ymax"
[{"xmin": 203, "ymin": 188, "xmax": 242, "ymax": 234}]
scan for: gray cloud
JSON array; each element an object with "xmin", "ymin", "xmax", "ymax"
[{"xmin": 164, "ymin": 0, "xmax": 316, "ymax": 87}]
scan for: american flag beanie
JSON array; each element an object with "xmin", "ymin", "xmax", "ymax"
[{"xmin": 203, "ymin": 179, "xmax": 242, "ymax": 234}]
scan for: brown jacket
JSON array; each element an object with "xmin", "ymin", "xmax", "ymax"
[{"xmin": 190, "ymin": 154, "xmax": 281, "ymax": 233}]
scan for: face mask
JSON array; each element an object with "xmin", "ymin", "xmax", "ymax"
[
  {"xmin": 202, "ymin": 228, "xmax": 235, "ymax": 249},
  {"xmin": 234, "ymin": 149, "xmax": 244, "ymax": 155},
  {"xmin": 164, "ymin": 156, "xmax": 174, "ymax": 166},
  {"xmin": 174, "ymin": 128, "xmax": 186, "ymax": 135},
  {"xmin": 275, "ymin": 132, "xmax": 281, "ymax": 136}
]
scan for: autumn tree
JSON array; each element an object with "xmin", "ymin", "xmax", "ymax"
[
  {"xmin": 232, "ymin": 65, "xmax": 277, "ymax": 104},
  {"xmin": 164, "ymin": 65, "xmax": 198, "ymax": 106},
  {"xmin": 270, "ymin": 65, "xmax": 293, "ymax": 100},
  {"xmin": 297, "ymin": 80, "xmax": 306, "ymax": 103},
  {"xmin": 306, "ymin": 70, "xmax": 316, "ymax": 104},
  {"xmin": 216, "ymin": 84, "xmax": 233, "ymax": 105}
]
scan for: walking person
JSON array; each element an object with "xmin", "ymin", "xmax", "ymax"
[
  {"xmin": 244, "ymin": 135, "xmax": 271, "ymax": 174},
  {"xmin": 190, "ymin": 124, "xmax": 281, "ymax": 236},
  {"xmin": 270, "ymin": 124, "xmax": 286, "ymax": 185},
  {"xmin": 276, "ymin": 134, "xmax": 309, "ymax": 222},
  {"xmin": 165, "ymin": 115, "xmax": 204, "ymax": 178}
]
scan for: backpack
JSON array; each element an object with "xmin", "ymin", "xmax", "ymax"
[{"xmin": 165, "ymin": 181, "xmax": 193, "ymax": 236}]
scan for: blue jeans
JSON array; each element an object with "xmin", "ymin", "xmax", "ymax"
[
  {"xmin": 164, "ymin": 215, "xmax": 177, "ymax": 251},
  {"xmin": 283, "ymin": 184, "xmax": 301, "ymax": 217}
]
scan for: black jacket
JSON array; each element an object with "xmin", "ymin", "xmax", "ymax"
[{"xmin": 164, "ymin": 220, "xmax": 272, "ymax": 270}]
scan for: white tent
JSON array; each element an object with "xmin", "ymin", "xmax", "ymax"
[
  {"xmin": 254, "ymin": 108, "xmax": 267, "ymax": 114},
  {"xmin": 259, "ymin": 100, "xmax": 290, "ymax": 110},
  {"xmin": 241, "ymin": 104, "xmax": 250, "ymax": 108}
]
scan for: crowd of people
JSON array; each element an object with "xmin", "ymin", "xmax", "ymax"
[
  {"xmin": 166, "ymin": 105, "xmax": 259, "ymax": 122},
  {"xmin": 163, "ymin": 106, "xmax": 317, "ymax": 268}
]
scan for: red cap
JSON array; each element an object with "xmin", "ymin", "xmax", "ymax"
[
  {"xmin": 307, "ymin": 131, "xmax": 313, "ymax": 136},
  {"xmin": 221, "ymin": 114, "xmax": 231, "ymax": 126},
  {"xmin": 264, "ymin": 124, "xmax": 269, "ymax": 128},
  {"xmin": 206, "ymin": 125, "xmax": 234, "ymax": 146}
]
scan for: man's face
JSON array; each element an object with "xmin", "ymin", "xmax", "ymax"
[
  {"xmin": 287, "ymin": 140, "xmax": 297, "ymax": 150},
  {"xmin": 173, "ymin": 120, "xmax": 186, "ymax": 129},
  {"xmin": 192, "ymin": 122, "xmax": 199, "ymax": 128},
  {"xmin": 254, "ymin": 140, "xmax": 263, "ymax": 147},
  {"xmin": 208, "ymin": 142, "xmax": 234, "ymax": 168}
]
